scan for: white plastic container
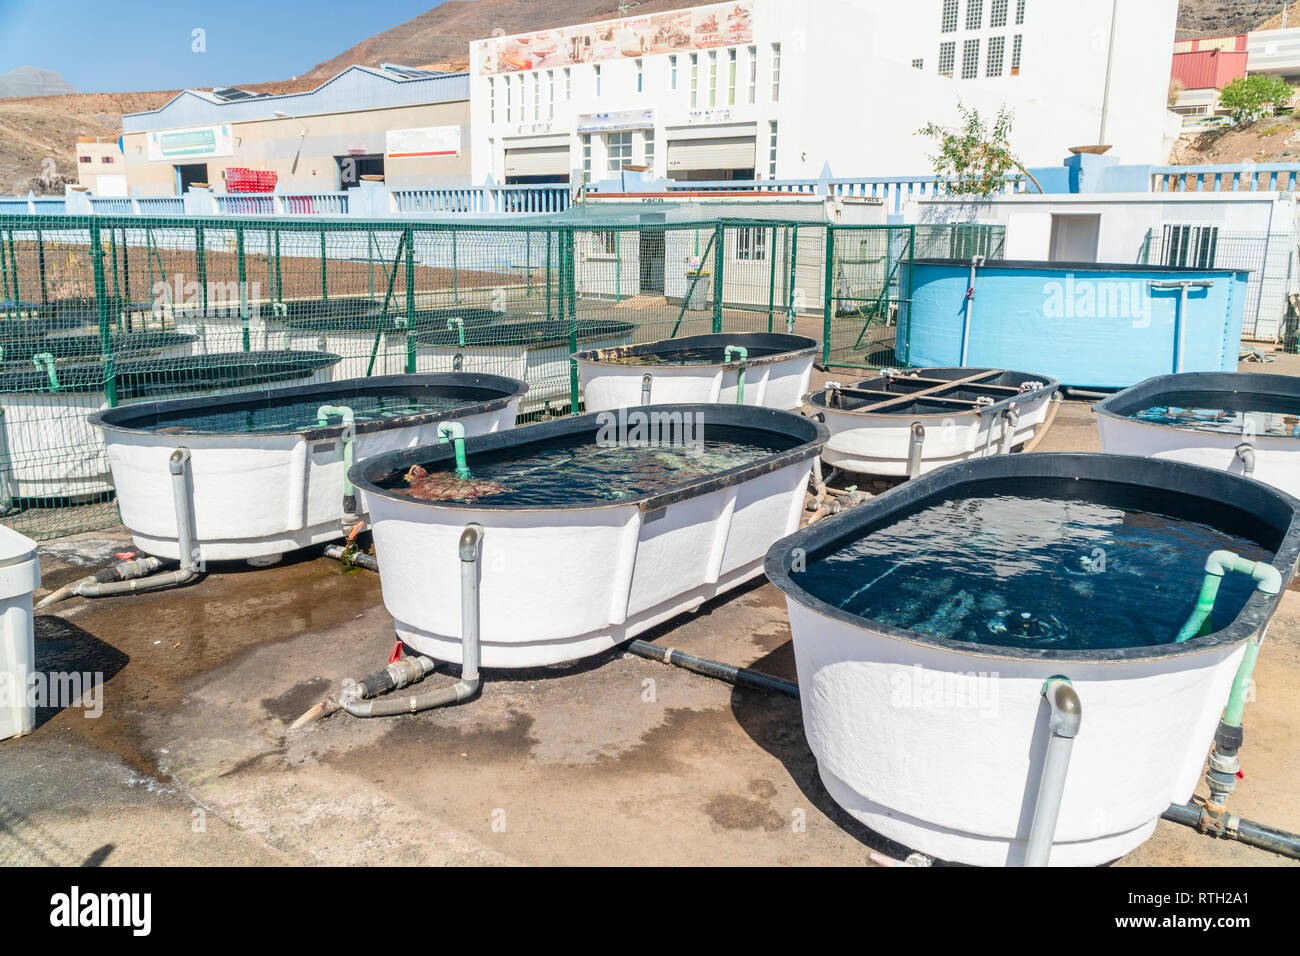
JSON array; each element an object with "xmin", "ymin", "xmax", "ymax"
[
  {"xmin": 1095, "ymin": 372, "xmax": 1300, "ymax": 498},
  {"xmin": 90, "ymin": 373, "xmax": 526, "ymax": 562},
  {"xmin": 354, "ymin": 405, "xmax": 827, "ymax": 668},
  {"xmin": 0, "ymin": 351, "xmax": 341, "ymax": 501},
  {"xmin": 412, "ymin": 318, "xmax": 636, "ymax": 414},
  {"xmin": 766, "ymin": 453, "xmax": 1300, "ymax": 866},
  {"xmin": 807, "ymin": 368, "xmax": 1058, "ymax": 477},
  {"xmin": 0, "ymin": 524, "xmax": 40, "ymax": 740},
  {"xmin": 574, "ymin": 332, "xmax": 818, "ymax": 412}
]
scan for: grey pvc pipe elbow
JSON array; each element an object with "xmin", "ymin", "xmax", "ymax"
[
  {"xmin": 1024, "ymin": 678, "xmax": 1082, "ymax": 866},
  {"xmin": 1235, "ymin": 443, "xmax": 1256, "ymax": 478}
]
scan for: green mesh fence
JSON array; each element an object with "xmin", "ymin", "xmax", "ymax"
[
  {"xmin": 821, "ymin": 222, "xmax": 1007, "ymax": 372},
  {"xmin": 0, "ymin": 212, "xmax": 990, "ymax": 540}
]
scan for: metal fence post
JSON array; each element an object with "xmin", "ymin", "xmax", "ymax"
[
  {"xmin": 35, "ymin": 227, "xmax": 48, "ymax": 305},
  {"xmin": 405, "ymin": 225, "xmax": 416, "ymax": 374},
  {"xmin": 320, "ymin": 230, "xmax": 328, "ymax": 301},
  {"xmin": 712, "ymin": 222, "xmax": 724, "ymax": 333},
  {"xmin": 236, "ymin": 222, "xmax": 249, "ymax": 351},
  {"xmin": 566, "ymin": 227, "xmax": 579, "ymax": 413},
  {"xmin": 89, "ymin": 218, "xmax": 118, "ymax": 407},
  {"xmin": 195, "ymin": 223, "xmax": 208, "ymax": 315},
  {"xmin": 822, "ymin": 224, "xmax": 836, "ymax": 367},
  {"xmin": 767, "ymin": 223, "xmax": 778, "ymax": 332}
]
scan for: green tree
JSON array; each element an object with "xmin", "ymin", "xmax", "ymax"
[
  {"xmin": 1218, "ymin": 74, "xmax": 1296, "ymax": 125},
  {"xmin": 918, "ymin": 103, "xmax": 1040, "ymax": 196}
]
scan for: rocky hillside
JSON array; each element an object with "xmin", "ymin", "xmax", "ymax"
[{"xmin": 1176, "ymin": 0, "xmax": 1288, "ymax": 38}]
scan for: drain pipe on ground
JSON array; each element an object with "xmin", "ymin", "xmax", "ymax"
[
  {"xmin": 36, "ymin": 447, "xmax": 202, "ymax": 608},
  {"xmin": 291, "ymin": 524, "xmax": 485, "ymax": 727},
  {"xmin": 1024, "ymin": 677, "xmax": 1081, "ymax": 867}
]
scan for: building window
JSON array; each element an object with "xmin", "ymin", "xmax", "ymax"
[
  {"xmin": 737, "ymin": 227, "xmax": 767, "ymax": 262},
  {"xmin": 548, "ymin": 71, "xmax": 555, "ymax": 119},
  {"xmin": 505, "ymin": 77, "xmax": 512, "ymax": 122},
  {"xmin": 1011, "ymin": 34, "xmax": 1023, "ymax": 74},
  {"xmin": 670, "ymin": 54, "xmax": 678, "ymax": 90},
  {"xmin": 941, "ymin": 0, "xmax": 959, "ymax": 33},
  {"xmin": 1162, "ymin": 224, "xmax": 1219, "ymax": 269},
  {"xmin": 489, "ymin": 77, "xmax": 496, "ymax": 122},
  {"xmin": 100, "ymin": 155, "xmax": 113, "ymax": 163},
  {"xmin": 564, "ymin": 67, "xmax": 572, "ymax": 100},
  {"xmin": 961, "ymin": 38, "xmax": 980, "ymax": 79},
  {"xmin": 605, "ymin": 130, "xmax": 632, "ymax": 172},
  {"xmin": 487, "ymin": 138, "xmax": 495, "ymax": 178},
  {"xmin": 991, "ymin": 0, "xmax": 1009, "ymax": 27},
  {"xmin": 594, "ymin": 64, "xmax": 601, "ymax": 96},
  {"xmin": 747, "ymin": 46, "xmax": 757, "ymax": 103},
  {"xmin": 600, "ymin": 231, "xmax": 618, "ymax": 255},
  {"xmin": 986, "ymin": 36, "xmax": 1005, "ymax": 76},
  {"xmin": 636, "ymin": 58, "xmax": 644, "ymax": 93},
  {"xmin": 1016, "ymin": 0, "xmax": 1026, "ymax": 25},
  {"xmin": 967, "ymin": 0, "xmax": 984, "ymax": 30},
  {"xmin": 771, "ymin": 42, "xmax": 781, "ymax": 102},
  {"xmin": 768, "ymin": 120, "xmax": 778, "ymax": 178},
  {"xmin": 532, "ymin": 72, "xmax": 540, "ymax": 121},
  {"xmin": 580, "ymin": 133, "xmax": 591, "ymax": 179},
  {"xmin": 938, "ymin": 42, "xmax": 956, "ymax": 77},
  {"xmin": 708, "ymin": 50, "xmax": 718, "ymax": 106},
  {"xmin": 912, "ymin": 58, "xmax": 924, "ymax": 69},
  {"xmin": 690, "ymin": 53, "xmax": 699, "ymax": 107},
  {"xmin": 78, "ymin": 155, "xmax": 92, "ymax": 164},
  {"xmin": 727, "ymin": 48, "xmax": 737, "ymax": 105},
  {"xmin": 644, "ymin": 129, "xmax": 655, "ymax": 170}
]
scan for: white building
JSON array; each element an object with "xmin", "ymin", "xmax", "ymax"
[{"xmin": 467, "ymin": 0, "xmax": 1182, "ymax": 188}]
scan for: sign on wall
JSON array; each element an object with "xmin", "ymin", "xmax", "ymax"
[
  {"xmin": 576, "ymin": 109, "xmax": 655, "ymax": 132},
  {"xmin": 146, "ymin": 124, "xmax": 234, "ymax": 162},
  {"xmin": 477, "ymin": 1, "xmax": 753, "ymax": 75},
  {"xmin": 386, "ymin": 126, "xmax": 462, "ymax": 158}
]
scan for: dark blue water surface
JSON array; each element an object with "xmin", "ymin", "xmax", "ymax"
[
  {"xmin": 797, "ymin": 493, "xmax": 1273, "ymax": 652},
  {"xmin": 377, "ymin": 425, "xmax": 798, "ymax": 506},
  {"xmin": 141, "ymin": 393, "xmax": 472, "ymax": 434},
  {"xmin": 1133, "ymin": 405, "xmax": 1300, "ymax": 439}
]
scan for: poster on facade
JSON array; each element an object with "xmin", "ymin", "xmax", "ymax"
[
  {"xmin": 386, "ymin": 126, "xmax": 462, "ymax": 158},
  {"xmin": 478, "ymin": 1, "xmax": 752, "ymax": 75},
  {"xmin": 146, "ymin": 124, "xmax": 234, "ymax": 162}
]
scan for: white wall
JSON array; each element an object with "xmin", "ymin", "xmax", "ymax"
[{"xmin": 468, "ymin": 0, "xmax": 1182, "ymax": 185}]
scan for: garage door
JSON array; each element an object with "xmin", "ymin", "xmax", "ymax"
[
  {"xmin": 666, "ymin": 137, "xmax": 756, "ymax": 172},
  {"xmin": 504, "ymin": 145, "xmax": 570, "ymax": 177}
]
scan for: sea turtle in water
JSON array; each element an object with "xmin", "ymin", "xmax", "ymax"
[{"xmin": 396, "ymin": 464, "xmax": 508, "ymax": 502}]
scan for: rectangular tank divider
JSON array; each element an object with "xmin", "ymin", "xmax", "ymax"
[{"xmin": 852, "ymin": 370, "xmax": 1004, "ymax": 413}]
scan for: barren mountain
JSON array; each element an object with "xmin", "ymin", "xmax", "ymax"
[
  {"xmin": 303, "ymin": 0, "xmax": 717, "ymax": 76},
  {"xmin": 0, "ymin": 66, "xmax": 77, "ymax": 98}
]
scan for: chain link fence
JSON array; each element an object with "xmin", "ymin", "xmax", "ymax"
[{"xmin": 0, "ymin": 213, "xmax": 992, "ymax": 540}]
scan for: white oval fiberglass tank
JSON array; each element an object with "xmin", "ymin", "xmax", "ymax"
[
  {"xmin": 0, "ymin": 350, "xmax": 340, "ymax": 501},
  {"xmin": 411, "ymin": 317, "xmax": 637, "ymax": 414},
  {"xmin": 574, "ymin": 332, "xmax": 818, "ymax": 412},
  {"xmin": 352, "ymin": 405, "xmax": 827, "ymax": 668},
  {"xmin": 89, "ymin": 372, "xmax": 526, "ymax": 562},
  {"xmin": 766, "ymin": 453, "xmax": 1300, "ymax": 866},
  {"xmin": 1094, "ymin": 372, "xmax": 1300, "ymax": 498},
  {"xmin": 806, "ymin": 367, "xmax": 1059, "ymax": 477},
  {"xmin": 259, "ymin": 302, "xmax": 513, "ymax": 382}
]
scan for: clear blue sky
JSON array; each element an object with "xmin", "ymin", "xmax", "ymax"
[{"xmin": 0, "ymin": 0, "xmax": 447, "ymax": 93}]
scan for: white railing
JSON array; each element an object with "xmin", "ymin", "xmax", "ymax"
[{"xmin": 1151, "ymin": 164, "xmax": 1300, "ymax": 193}]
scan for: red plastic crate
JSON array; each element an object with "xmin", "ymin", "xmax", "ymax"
[{"xmin": 225, "ymin": 168, "xmax": 277, "ymax": 193}]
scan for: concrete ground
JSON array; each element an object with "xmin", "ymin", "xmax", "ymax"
[{"xmin": 2, "ymin": 349, "xmax": 1298, "ymax": 867}]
